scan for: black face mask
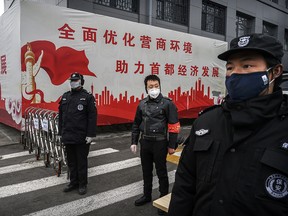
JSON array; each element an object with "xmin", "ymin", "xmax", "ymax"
[{"xmin": 225, "ymin": 69, "xmax": 272, "ymax": 102}]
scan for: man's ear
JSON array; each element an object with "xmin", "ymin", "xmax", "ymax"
[{"xmin": 272, "ymin": 64, "xmax": 283, "ymax": 79}]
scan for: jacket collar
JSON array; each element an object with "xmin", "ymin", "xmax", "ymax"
[
  {"xmin": 71, "ymin": 87, "xmax": 84, "ymax": 94},
  {"xmin": 222, "ymin": 89, "xmax": 286, "ymax": 145},
  {"xmin": 222, "ymin": 89, "xmax": 284, "ymax": 128}
]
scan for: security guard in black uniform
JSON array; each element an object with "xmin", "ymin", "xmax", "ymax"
[
  {"xmin": 58, "ymin": 72, "xmax": 97, "ymax": 195},
  {"xmin": 131, "ymin": 75, "xmax": 180, "ymax": 215},
  {"xmin": 168, "ymin": 34, "xmax": 288, "ymax": 216}
]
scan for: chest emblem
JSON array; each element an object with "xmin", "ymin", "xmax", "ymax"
[
  {"xmin": 265, "ymin": 173, "xmax": 288, "ymax": 199},
  {"xmin": 77, "ymin": 104, "xmax": 84, "ymax": 111},
  {"xmin": 281, "ymin": 142, "xmax": 288, "ymax": 150},
  {"xmin": 195, "ymin": 129, "xmax": 209, "ymax": 136}
]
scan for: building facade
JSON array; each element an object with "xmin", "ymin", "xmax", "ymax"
[
  {"xmin": 67, "ymin": 0, "xmax": 288, "ymax": 69},
  {"xmin": 5, "ymin": 0, "xmax": 288, "ymax": 68}
]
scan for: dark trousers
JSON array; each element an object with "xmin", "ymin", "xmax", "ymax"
[
  {"xmin": 140, "ymin": 139, "xmax": 169, "ymax": 197},
  {"xmin": 65, "ymin": 144, "xmax": 90, "ymax": 187}
]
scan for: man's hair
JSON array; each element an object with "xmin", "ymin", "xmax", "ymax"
[
  {"xmin": 263, "ymin": 54, "xmax": 282, "ymax": 90},
  {"xmin": 144, "ymin": 75, "xmax": 161, "ymax": 93}
]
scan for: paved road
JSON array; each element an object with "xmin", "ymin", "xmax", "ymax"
[{"xmin": 0, "ymin": 124, "xmax": 191, "ymax": 216}]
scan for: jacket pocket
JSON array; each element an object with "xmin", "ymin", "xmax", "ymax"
[
  {"xmin": 255, "ymin": 148, "xmax": 288, "ymax": 206},
  {"xmin": 193, "ymin": 138, "xmax": 219, "ymax": 182}
]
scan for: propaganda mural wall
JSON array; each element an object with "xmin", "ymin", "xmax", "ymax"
[{"xmin": 0, "ymin": 0, "xmax": 228, "ymax": 130}]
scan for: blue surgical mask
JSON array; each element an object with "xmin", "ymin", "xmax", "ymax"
[{"xmin": 225, "ymin": 69, "xmax": 272, "ymax": 102}]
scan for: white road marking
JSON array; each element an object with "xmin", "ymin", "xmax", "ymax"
[
  {"xmin": 0, "ymin": 145, "xmax": 117, "ymax": 161},
  {"xmin": 0, "ymin": 161, "xmax": 44, "ymax": 175},
  {"xmin": 0, "ymin": 148, "xmax": 119, "ymax": 175},
  {"xmin": 0, "ymin": 157, "xmax": 140, "ymax": 199},
  {"xmin": 25, "ymin": 170, "xmax": 176, "ymax": 216},
  {"xmin": 88, "ymin": 148, "xmax": 118, "ymax": 158},
  {"xmin": 0, "ymin": 151, "xmax": 31, "ymax": 160}
]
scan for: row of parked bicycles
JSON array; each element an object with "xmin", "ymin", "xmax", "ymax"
[{"xmin": 22, "ymin": 107, "xmax": 68, "ymax": 177}]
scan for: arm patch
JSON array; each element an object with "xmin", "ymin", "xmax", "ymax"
[{"xmin": 168, "ymin": 122, "xmax": 180, "ymax": 133}]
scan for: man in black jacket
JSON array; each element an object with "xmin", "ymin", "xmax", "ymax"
[
  {"xmin": 168, "ymin": 34, "xmax": 288, "ymax": 216},
  {"xmin": 58, "ymin": 72, "xmax": 97, "ymax": 195},
  {"xmin": 131, "ymin": 74, "xmax": 180, "ymax": 215}
]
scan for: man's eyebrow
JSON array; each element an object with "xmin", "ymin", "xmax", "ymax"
[{"xmin": 226, "ymin": 57, "xmax": 256, "ymax": 65}]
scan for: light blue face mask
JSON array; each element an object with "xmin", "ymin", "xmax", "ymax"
[
  {"xmin": 225, "ymin": 68, "xmax": 273, "ymax": 102},
  {"xmin": 70, "ymin": 80, "xmax": 81, "ymax": 89}
]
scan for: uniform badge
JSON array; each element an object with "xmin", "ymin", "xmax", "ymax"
[
  {"xmin": 281, "ymin": 142, "xmax": 288, "ymax": 150},
  {"xmin": 77, "ymin": 104, "xmax": 84, "ymax": 111},
  {"xmin": 195, "ymin": 129, "xmax": 209, "ymax": 136},
  {"xmin": 238, "ymin": 36, "xmax": 250, "ymax": 47},
  {"xmin": 265, "ymin": 173, "xmax": 288, "ymax": 199}
]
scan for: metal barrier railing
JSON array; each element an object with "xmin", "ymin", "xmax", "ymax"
[{"xmin": 23, "ymin": 107, "xmax": 68, "ymax": 177}]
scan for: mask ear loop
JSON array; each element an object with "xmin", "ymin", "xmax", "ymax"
[{"xmin": 266, "ymin": 67, "xmax": 275, "ymax": 85}]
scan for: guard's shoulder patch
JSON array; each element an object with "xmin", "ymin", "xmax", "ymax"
[
  {"xmin": 62, "ymin": 91, "xmax": 70, "ymax": 98},
  {"xmin": 198, "ymin": 105, "xmax": 220, "ymax": 116}
]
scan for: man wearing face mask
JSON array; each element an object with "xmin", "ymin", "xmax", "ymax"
[
  {"xmin": 168, "ymin": 33, "xmax": 288, "ymax": 216},
  {"xmin": 58, "ymin": 72, "xmax": 97, "ymax": 195},
  {"xmin": 131, "ymin": 74, "xmax": 180, "ymax": 215}
]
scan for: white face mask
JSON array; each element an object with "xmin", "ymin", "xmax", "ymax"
[
  {"xmin": 148, "ymin": 88, "xmax": 160, "ymax": 99},
  {"xmin": 70, "ymin": 80, "xmax": 81, "ymax": 89}
]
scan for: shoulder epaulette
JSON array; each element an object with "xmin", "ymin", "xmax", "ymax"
[
  {"xmin": 198, "ymin": 105, "xmax": 221, "ymax": 116},
  {"xmin": 63, "ymin": 91, "xmax": 70, "ymax": 95}
]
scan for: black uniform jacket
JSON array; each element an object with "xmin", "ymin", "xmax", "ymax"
[
  {"xmin": 168, "ymin": 90, "xmax": 288, "ymax": 216},
  {"xmin": 58, "ymin": 88, "xmax": 97, "ymax": 145},
  {"xmin": 131, "ymin": 93, "xmax": 179, "ymax": 149}
]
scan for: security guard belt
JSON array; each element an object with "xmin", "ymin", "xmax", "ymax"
[{"xmin": 142, "ymin": 134, "xmax": 167, "ymax": 141}]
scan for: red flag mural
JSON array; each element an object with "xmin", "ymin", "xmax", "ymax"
[{"xmin": 21, "ymin": 40, "xmax": 96, "ymax": 86}]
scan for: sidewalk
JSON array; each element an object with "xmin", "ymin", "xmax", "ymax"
[
  {"xmin": 0, "ymin": 122, "xmax": 131, "ymax": 147},
  {"xmin": 0, "ymin": 123, "xmax": 21, "ymax": 146}
]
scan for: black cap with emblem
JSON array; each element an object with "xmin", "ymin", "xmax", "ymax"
[
  {"xmin": 69, "ymin": 72, "xmax": 84, "ymax": 85},
  {"xmin": 218, "ymin": 33, "xmax": 284, "ymax": 63}
]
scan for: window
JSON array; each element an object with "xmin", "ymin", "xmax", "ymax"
[
  {"xmin": 236, "ymin": 12, "xmax": 253, "ymax": 37},
  {"xmin": 92, "ymin": 0, "xmax": 139, "ymax": 13},
  {"xmin": 156, "ymin": 0, "xmax": 189, "ymax": 25},
  {"xmin": 263, "ymin": 21, "xmax": 278, "ymax": 37},
  {"xmin": 285, "ymin": 29, "xmax": 288, "ymax": 51},
  {"xmin": 202, "ymin": 0, "xmax": 226, "ymax": 35}
]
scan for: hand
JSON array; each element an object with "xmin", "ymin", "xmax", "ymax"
[
  {"xmin": 168, "ymin": 147, "xmax": 175, "ymax": 155},
  {"xmin": 85, "ymin": 137, "xmax": 93, "ymax": 144},
  {"xmin": 130, "ymin": 144, "xmax": 137, "ymax": 154}
]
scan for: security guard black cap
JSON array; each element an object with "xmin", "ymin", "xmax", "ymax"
[
  {"xmin": 218, "ymin": 33, "xmax": 284, "ymax": 63},
  {"xmin": 69, "ymin": 72, "xmax": 82, "ymax": 81}
]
